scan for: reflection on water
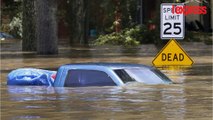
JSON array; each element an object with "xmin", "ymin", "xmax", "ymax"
[
  {"xmin": 1, "ymin": 75, "xmax": 212, "ymax": 120},
  {"xmin": 2, "ymin": 85, "xmax": 186, "ymax": 120},
  {"xmin": 1, "ymin": 44, "xmax": 212, "ymax": 120},
  {"xmin": 158, "ymin": 66, "xmax": 192, "ymax": 83}
]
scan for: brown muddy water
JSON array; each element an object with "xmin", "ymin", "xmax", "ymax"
[{"xmin": 0, "ymin": 41, "xmax": 212, "ymax": 120}]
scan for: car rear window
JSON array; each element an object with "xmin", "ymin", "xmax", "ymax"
[{"xmin": 64, "ymin": 70, "xmax": 116, "ymax": 87}]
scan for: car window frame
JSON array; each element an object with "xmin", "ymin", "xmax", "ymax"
[{"xmin": 64, "ymin": 69, "xmax": 116, "ymax": 87}]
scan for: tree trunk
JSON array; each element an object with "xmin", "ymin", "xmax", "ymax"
[
  {"xmin": 67, "ymin": 0, "xmax": 88, "ymax": 45},
  {"xmin": 22, "ymin": 0, "xmax": 36, "ymax": 51},
  {"xmin": 35, "ymin": 0, "xmax": 58, "ymax": 54}
]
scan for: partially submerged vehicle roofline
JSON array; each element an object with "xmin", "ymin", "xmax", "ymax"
[
  {"xmin": 54, "ymin": 64, "xmax": 125, "ymax": 87},
  {"xmin": 62, "ymin": 62, "xmax": 153, "ymax": 69},
  {"xmin": 7, "ymin": 62, "xmax": 172, "ymax": 87}
]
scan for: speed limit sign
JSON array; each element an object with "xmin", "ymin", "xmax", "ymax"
[{"xmin": 161, "ymin": 3, "xmax": 185, "ymax": 39}]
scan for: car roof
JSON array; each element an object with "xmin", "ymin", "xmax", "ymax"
[
  {"xmin": 0, "ymin": 32, "xmax": 14, "ymax": 38},
  {"xmin": 63, "ymin": 62, "xmax": 153, "ymax": 69}
]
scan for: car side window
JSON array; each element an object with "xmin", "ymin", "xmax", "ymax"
[
  {"xmin": 114, "ymin": 69, "xmax": 135, "ymax": 83},
  {"xmin": 64, "ymin": 70, "xmax": 116, "ymax": 87}
]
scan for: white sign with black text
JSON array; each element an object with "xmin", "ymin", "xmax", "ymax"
[{"xmin": 161, "ymin": 3, "xmax": 185, "ymax": 39}]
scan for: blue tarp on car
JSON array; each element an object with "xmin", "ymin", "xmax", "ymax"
[{"xmin": 7, "ymin": 68, "xmax": 56, "ymax": 86}]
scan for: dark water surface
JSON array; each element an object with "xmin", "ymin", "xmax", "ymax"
[{"xmin": 1, "ymin": 42, "xmax": 212, "ymax": 120}]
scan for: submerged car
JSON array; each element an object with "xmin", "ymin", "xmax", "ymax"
[
  {"xmin": 7, "ymin": 63, "xmax": 172, "ymax": 87},
  {"xmin": 0, "ymin": 32, "xmax": 14, "ymax": 41}
]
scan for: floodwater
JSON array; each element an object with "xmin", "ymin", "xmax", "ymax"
[{"xmin": 0, "ymin": 41, "xmax": 212, "ymax": 120}]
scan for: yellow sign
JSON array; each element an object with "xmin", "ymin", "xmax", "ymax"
[{"xmin": 153, "ymin": 39, "xmax": 194, "ymax": 66}]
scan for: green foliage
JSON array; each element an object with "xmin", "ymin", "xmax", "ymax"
[
  {"xmin": 184, "ymin": 31, "xmax": 212, "ymax": 45},
  {"xmin": 2, "ymin": 0, "xmax": 23, "ymax": 38},
  {"xmin": 86, "ymin": 0, "xmax": 138, "ymax": 34},
  {"xmin": 9, "ymin": 12, "xmax": 23, "ymax": 38},
  {"xmin": 124, "ymin": 25, "xmax": 160, "ymax": 44},
  {"xmin": 123, "ymin": 26, "xmax": 143, "ymax": 42},
  {"xmin": 2, "ymin": 0, "xmax": 22, "ymax": 18},
  {"xmin": 94, "ymin": 24, "xmax": 163, "ymax": 46},
  {"xmin": 119, "ymin": 0, "xmax": 138, "ymax": 28},
  {"xmin": 94, "ymin": 32, "xmax": 139, "ymax": 46}
]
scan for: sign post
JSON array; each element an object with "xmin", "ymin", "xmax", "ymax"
[{"xmin": 153, "ymin": 3, "xmax": 194, "ymax": 66}]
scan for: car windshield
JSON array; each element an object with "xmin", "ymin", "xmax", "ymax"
[{"xmin": 114, "ymin": 67, "xmax": 171, "ymax": 84}]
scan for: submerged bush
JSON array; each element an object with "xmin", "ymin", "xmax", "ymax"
[
  {"xmin": 93, "ymin": 25, "xmax": 161, "ymax": 46},
  {"xmin": 94, "ymin": 31, "xmax": 140, "ymax": 46}
]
